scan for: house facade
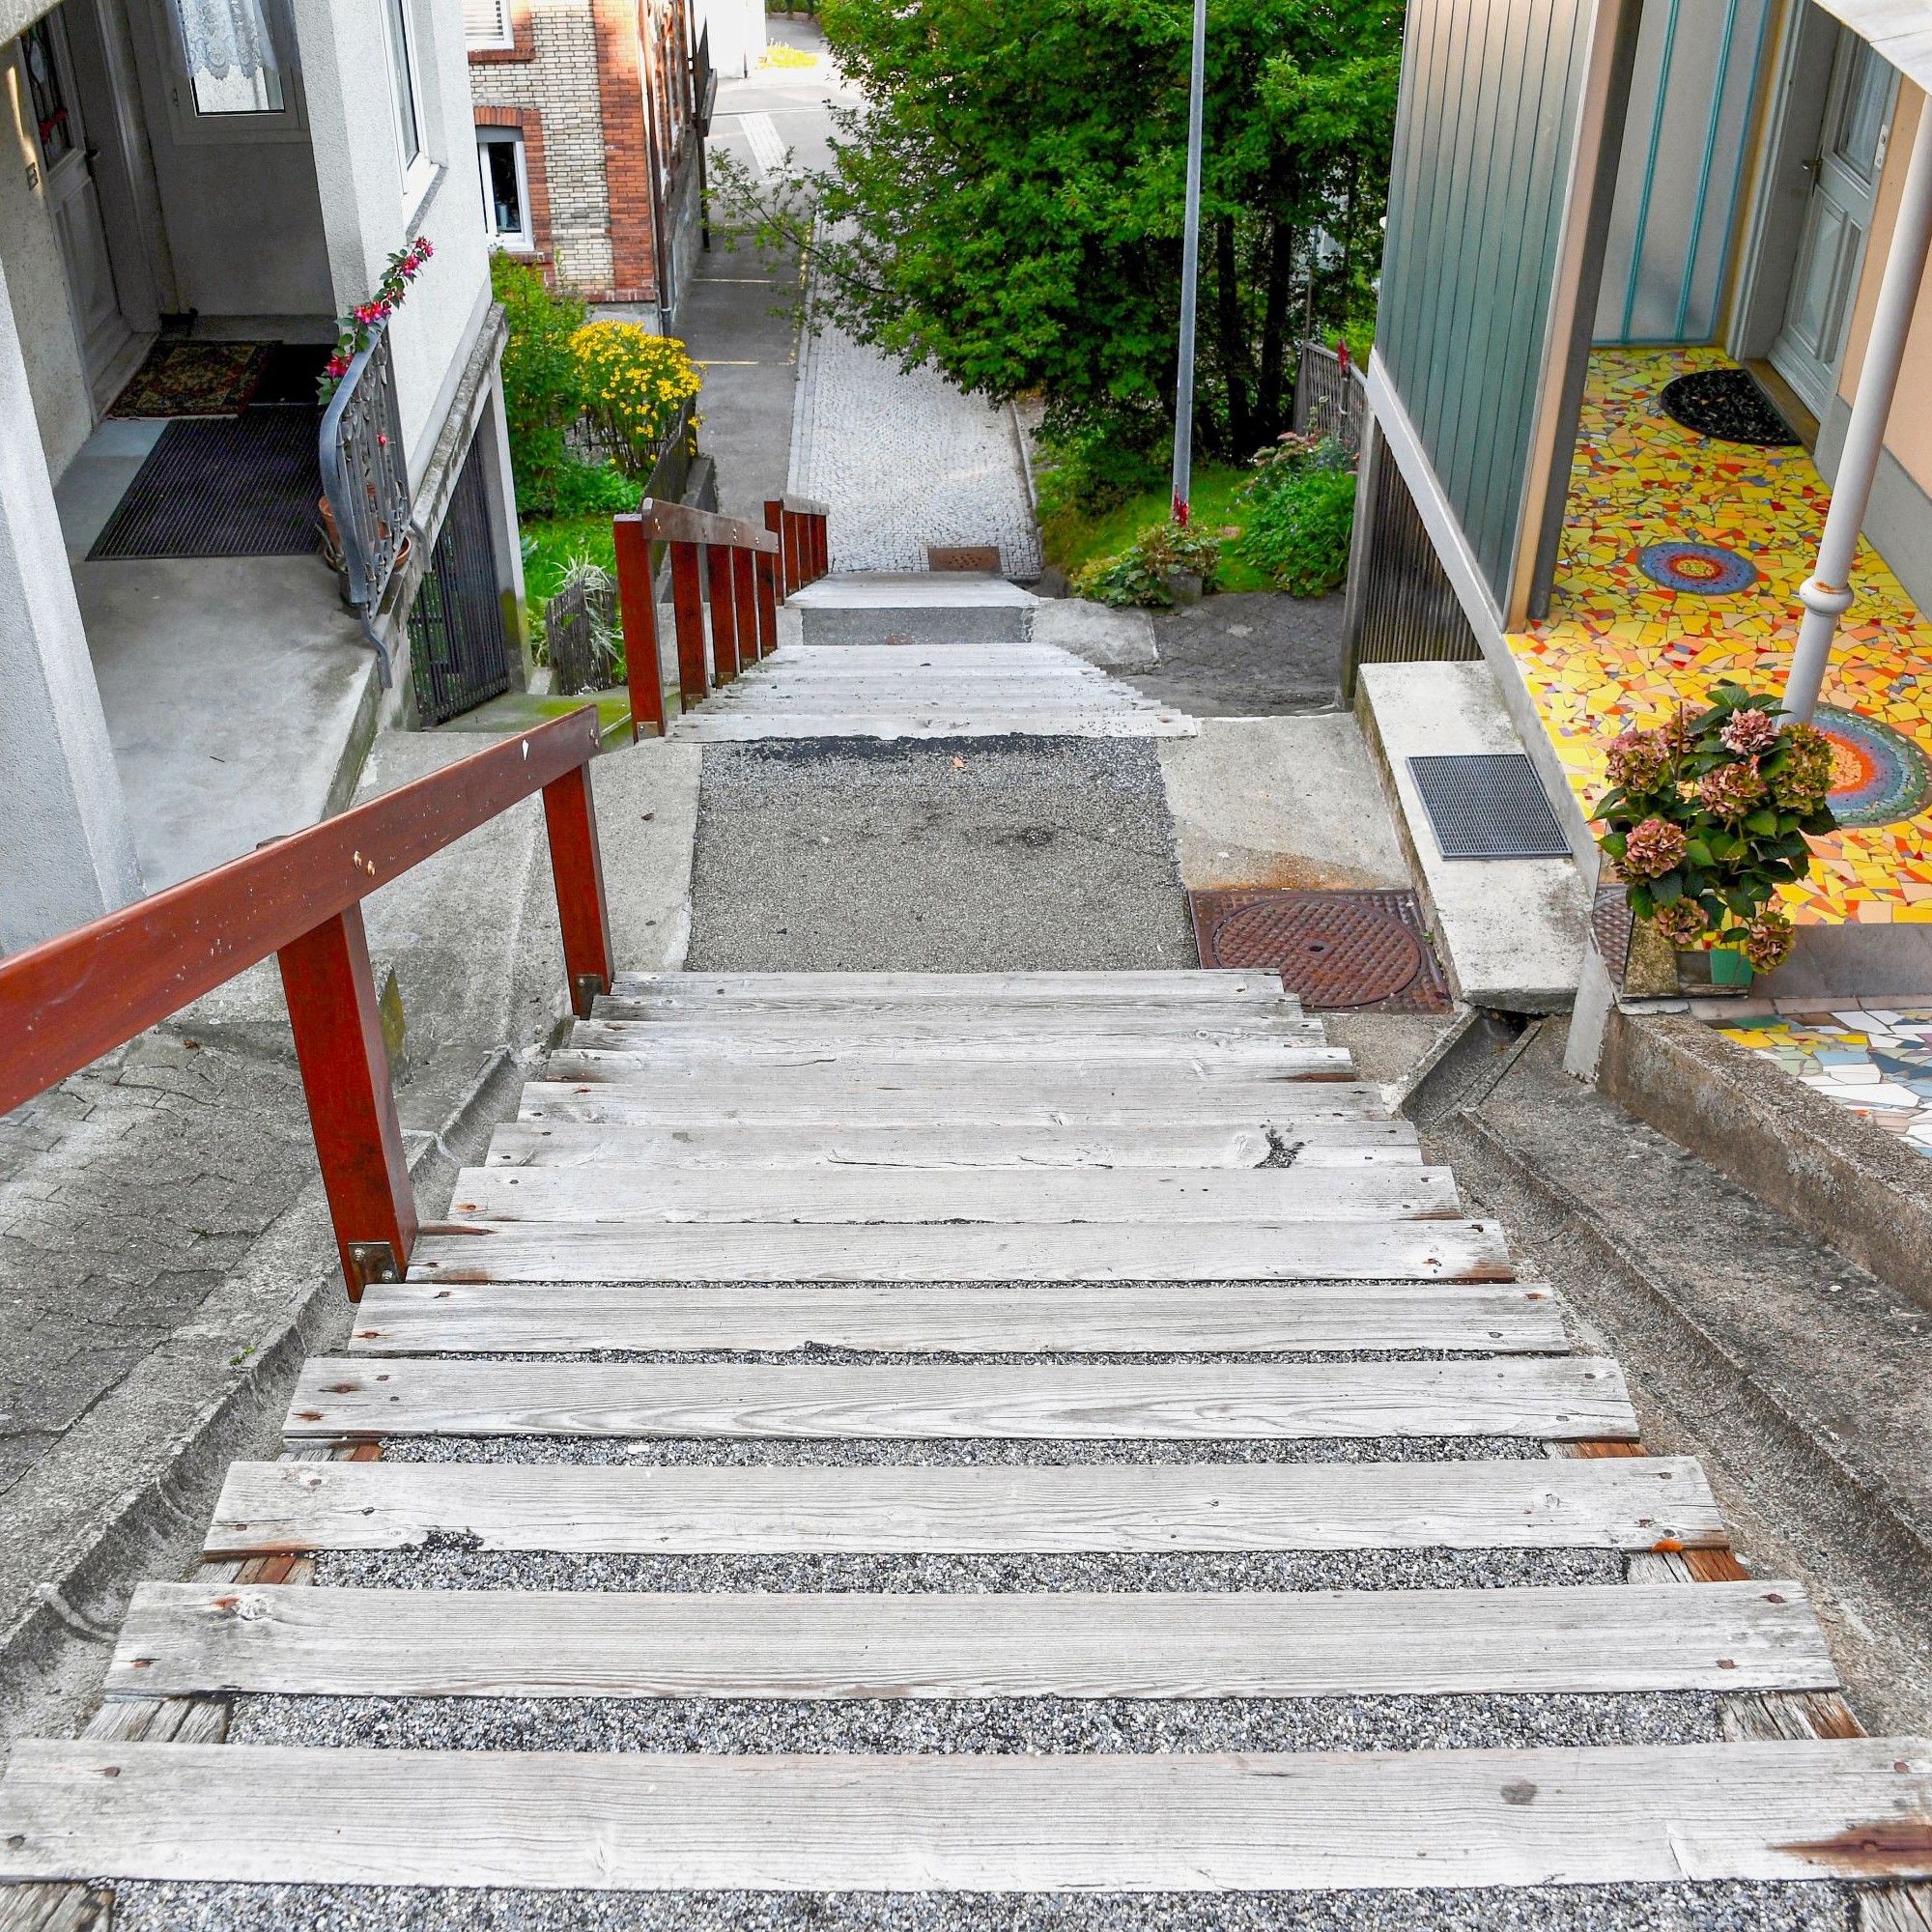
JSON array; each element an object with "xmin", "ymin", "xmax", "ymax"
[
  {"xmin": 2, "ymin": 0, "xmax": 525, "ymax": 949},
  {"xmin": 465, "ymin": 0, "xmax": 753, "ymax": 323},
  {"xmin": 1350, "ymin": 0, "xmax": 1932, "ymax": 996}
]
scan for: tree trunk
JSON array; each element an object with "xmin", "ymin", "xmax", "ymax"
[
  {"xmin": 1212, "ymin": 213, "xmax": 1253, "ymax": 460},
  {"xmin": 1258, "ymin": 217, "xmax": 1293, "ymax": 442}
]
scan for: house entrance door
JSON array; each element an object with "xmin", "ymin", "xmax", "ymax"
[
  {"xmin": 19, "ymin": 9, "xmax": 136, "ymax": 410},
  {"xmin": 1769, "ymin": 25, "xmax": 1897, "ymax": 416}
]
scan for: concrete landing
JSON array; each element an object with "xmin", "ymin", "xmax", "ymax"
[
  {"xmin": 1357, "ymin": 660, "xmax": 1588, "ymax": 1012},
  {"xmin": 787, "ymin": 572, "xmax": 1036, "ymax": 644}
]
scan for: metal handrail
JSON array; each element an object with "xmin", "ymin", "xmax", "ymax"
[{"xmin": 319, "ymin": 319, "xmax": 412, "ymax": 687}]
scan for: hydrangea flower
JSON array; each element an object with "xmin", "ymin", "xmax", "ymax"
[
  {"xmin": 1771, "ymin": 724, "xmax": 1836, "ymax": 812},
  {"xmin": 1605, "ymin": 727, "xmax": 1670, "ymax": 794},
  {"xmin": 1742, "ymin": 906, "xmax": 1795, "ymax": 974},
  {"xmin": 1719, "ymin": 707, "xmax": 1778, "ymax": 755},
  {"xmin": 1697, "ymin": 758, "xmax": 1767, "ymax": 821},
  {"xmin": 1650, "ymin": 897, "xmax": 1707, "ymax": 948},
  {"xmin": 1621, "ymin": 816, "xmax": 1688, "ymax": 879}
]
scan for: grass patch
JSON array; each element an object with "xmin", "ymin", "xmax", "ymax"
[
  {"xmin": 1039, "ymin": 464, "xmax": 1276, "ymax": 595},
  {"xmin": 522, "ymin": 516, "xmax": 618, "ymax": 612}
]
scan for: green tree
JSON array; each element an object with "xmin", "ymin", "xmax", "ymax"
[{"xmin": 714, "ymin": 0, "xmax": 1400, "ymax": 464}]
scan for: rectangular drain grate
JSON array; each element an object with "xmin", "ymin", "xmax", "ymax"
[{"xmin": 1406, "ymin": 753, "xmax": 1572, "ymax": 860}]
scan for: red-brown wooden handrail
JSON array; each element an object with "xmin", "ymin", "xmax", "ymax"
[
  {"xmin": 0, "ymin": 705, "xmax": 611, "ymax": 1299},
  {"xmin": 612, "ymin": 497, "xmax": 794, "ymax": 736},
  {"xmin": 764, "ymin": 497, "xmax": 829, "ymax": 599}
]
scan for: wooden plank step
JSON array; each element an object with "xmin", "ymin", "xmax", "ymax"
[
  {"xmin": 14, "ymin": 1738, "xmax": 1927, "ymax": 1889},
  {"xmin": 483, "ymin": 1121, "xmax": 1420, "ymax": 1170},
  {"xmin": 405, "ymin": 1218, "xmax": 1515, "ymax": 1283},
  {"xmin": 588, "ymin": 998, "xmax": 1309, "ymax": 1033},
  {"xmin": 559, "ymin": 1031, "xmax": 1339, "ymax": 1071},
  {"xmin": 204, "ymin": 1455, "xmax": 1722, "ymax": 1556},
  {"xmin": 604, "ymin": 972, "xmax": 1291, "ymax": 1003},
  {"xmin": 519, "ymin": 1075, "xmax": 1392, "ymax": 1129},
  {"xmin": 448, "ymin": 1164, "xmax": 1462, "ymax": 1225},
  {"xmin": 104, "ymin": 1580, "xmax": 1836, "ymax": 1701},
  {"xmin": 346, "ymin": 1279, "xmax": 1564, "ymax": 1356},
  {"xmin": 284, "ymin": 1358, "xmax": 1632, "ymax": 1444},
  {"xmin": 670, "ymin": 713, "xmax": 1200, "ymax": 740}
]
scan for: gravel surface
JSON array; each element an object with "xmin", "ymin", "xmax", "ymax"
[
  {"xmin": 313, "ymin": 1546, "xmax": 1630, "ymax": 1594},
  {"xmin": 685, "ymin": 739, "xmax": 1194, "ymax": 973},
  {"xmin": 376, "ymin": 1436, "xmax": 1547, "ymax": 1466},
  {"xmin": 227, "ymin": 1690, "xmax": 1721, "ymax": 1756},
  {"xmin": 110, "ymin": 1880, "xmax": 1855, "ymax": 1932}
]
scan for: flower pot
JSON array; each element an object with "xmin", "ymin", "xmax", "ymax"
[
  {"xmin": 1164, "ymin": 569, "xmax": 1205, "ymax": 608},
  {"xmin": 1709, "ymin": 946, "xmax": 1754, "ymax": 988},
  {"xmin": 1672, "ymin": 944, "xmax": 1753, "ymax": 995}
]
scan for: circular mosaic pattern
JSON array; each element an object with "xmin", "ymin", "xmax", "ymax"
[
  {"xmin": 1635, "ymin": 541, "xmax": 1759, "ymax": 597},
  {"xmin": 1208, "ymin": 896, "xmax": 1425, "ymax": 1009},
  {"xmin": 1813, "ymin": 705, "xmax": 1932, "ymax": 829}
]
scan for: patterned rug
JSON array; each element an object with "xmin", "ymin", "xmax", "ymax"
[
  {"xmin": 108, "ymin": 341, "xmax": 270, "ymax": 419},
  {"xmin": 1659, "ymin": 368, "xmax": 1799, "ymax": 446}
]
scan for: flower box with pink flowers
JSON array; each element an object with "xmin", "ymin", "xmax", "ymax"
[{"xmin": 1595, "ymin": 684, "xmax": 1838, "ymax": 991}]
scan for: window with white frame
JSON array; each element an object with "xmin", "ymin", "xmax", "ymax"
[
  {"xmin": 382, "ymin": 0, "xmax": 423, "ymax": 170},
  {"xmin": 173, "ymin": 0, "xmax": 288, "ymax": 114},
  {"xmin": 476, "ymin": 128, "xmax": 532, "ymax": 250},
  {"xmin": 463, "ymin": 0, "xmax": 513, "ymax": 49}
]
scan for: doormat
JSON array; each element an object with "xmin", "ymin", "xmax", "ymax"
[
  {"xmin": 1190, "ymin": 888, "xmax": 1453, "ymax": 1012},
  {"xmin": 108, "ymin": 341, "xmax": 270, "ymax": 419},
  {"xmin": 88, "ymin": 407, "xmax": 324, "ymax": 559},
  {"xmin": 1406, "ymin": 753, "xmax": 1572, "ymax": 859},
  {"xmin": 1659, "ymin": 368, "xmax": 1799, "ymax": 447}
]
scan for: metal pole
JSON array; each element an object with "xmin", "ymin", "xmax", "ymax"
[
  {"xmin": 1170, "ymin": 0, "xmax": 1208, "ymax": 526},
  {"xmin": 1782, "ymin": 103, "xmax": 1932, "ymax": 726}
]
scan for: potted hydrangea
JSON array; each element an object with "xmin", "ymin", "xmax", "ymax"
[{"xmin": 1595, "ymin": 684, "xmax": 1838, "ymax": 990}]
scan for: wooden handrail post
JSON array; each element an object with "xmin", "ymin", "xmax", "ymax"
[
  {"xmin": 813, "ymin": 514, "xmax": 829, "ymax": 580},
  {"xmin": 668, "ymin": 539, "xmax": 708, "ymax": 708},
  {"xmin": 753, "ymin": 548, "xmax": 780, "ymax": 654},
  {"xmin": 781, "ymin": 512, "xmax": 803, "ymax": 595},
  {"xmin": 762, "ymin": 499, "xmax": 787, "ymax": 598},
  {"xmin": 611, "ymin": 516, "xmax": 666, "ymax": 740},
  {"xmin": 276, "ymin": 903, "xmax": 418, "ymax": 1302},
  {"xmin": 705, "ymin": 542, "xmax": 740, "ymax": 682},
  {"xmin": 730, "ymin": 547, "xmax": 759, "ymax": 663},
  {"xmin": 541, "ymin": 763, "xmax": 616, "ymax": 1017}
]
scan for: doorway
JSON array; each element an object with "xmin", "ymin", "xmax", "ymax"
[{"xmin": 1736, "ymin": 5, "xmax": 1899, "ymax": 419}]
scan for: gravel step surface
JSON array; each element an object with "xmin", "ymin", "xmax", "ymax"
[
  {"xmin": 372, "ymin": 1436, "xmax": 1548, "ymax": 1467},
  {"xmin": 108, "ymin": 1880, "xmax": 1856, "ymax": 1932},
  {"xmin": 312, "ymin": 1544, "xmax": 1631, "ymax": 1595},
  {"xmin": 226, "ymin": 1690, "xmax": 1722, "ymax": 1756}
]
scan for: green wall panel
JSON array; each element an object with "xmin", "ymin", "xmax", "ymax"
[{"xmin": 1378, "ymin": 0, "xmax": 1597, "ymax": 606}]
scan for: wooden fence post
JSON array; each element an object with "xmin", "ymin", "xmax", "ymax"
[
  {"xmin": 705, "ymin": 542, "xmax": 740, "ymax": 682},
  {"xmin": 763, "ymin": 500, "xmax": 788, "ymax": 598},
  {"xmin": 668, "ymin": 539, "xmax": 708, "ymax": 707},
  {"xmin": 731, "ymin": 547, "xmax": 760, "ymax": 662},
  {"xmin": 754, "ymin": 549, "xmax": 780, "ymax": 654},
  {"xmin": 276, "ymin": 904, "xmax": 418, "ymax": 1301},
  {"xmin": 541, "ymin": 762, "xmax": 616, "ymax": 1017},
  {"xmin": 611, "ymin": 516, "xmax": 666, "ymax": 740}
]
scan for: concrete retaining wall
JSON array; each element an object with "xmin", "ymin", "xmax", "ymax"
[{"xmin": 1601, "ymin": 1007, "xmax": 1932, "ymax": 1312}]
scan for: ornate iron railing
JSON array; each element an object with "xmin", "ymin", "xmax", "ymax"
[{"xmin": 319, "ymin": 319, "xmax": 411, "ymax": 687}]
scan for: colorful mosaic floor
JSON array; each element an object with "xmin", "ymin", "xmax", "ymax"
[
  {"xmin": 1716, "ymin": 1009, "xmax": 1932, "ymax": 1155},
  {"xmin": 1507, "ymin": 347, "xmax": 1932, "ymax": 925}
]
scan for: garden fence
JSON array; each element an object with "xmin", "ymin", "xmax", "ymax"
[{"xmin": 1293, "ymin": 342, "xmax": 1368, "ymax": 456}]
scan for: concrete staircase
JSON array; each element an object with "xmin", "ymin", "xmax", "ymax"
[
  {"xmin": 670, "ymin": 572, "xmax": 1196, "ymax": 740},
  {"xmin": 3, "ymin": 970, "xmax": 1923, "ymax": 1922}
]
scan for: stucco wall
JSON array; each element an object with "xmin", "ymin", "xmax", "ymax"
[{"xmin": 1, "ymin": 51, "xmax": 92, "ymax": 476}]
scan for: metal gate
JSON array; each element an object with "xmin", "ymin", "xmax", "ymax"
[{"xmin": 408, "ymin": 433, "xmax": 511, "ymax": 725}]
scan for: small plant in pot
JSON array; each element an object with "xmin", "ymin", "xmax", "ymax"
[{"xmin": 1595, "ymin": 684, "xmax": 1838, "ymax": 990}]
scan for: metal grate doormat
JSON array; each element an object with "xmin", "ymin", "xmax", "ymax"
[
  {"xmin": 88, "ymin": 407, "xmax": 324, "ymax": 560},
  {"xmin": 1406, "ymin": 753, "xmax": 1572, "ymax": 860},
  {"xmin": 1190, "ymin": 888, "xmax": 1452, "ymax": 1013}
]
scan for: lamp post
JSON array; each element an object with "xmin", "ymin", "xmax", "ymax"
[{"xmin": 1170, "ymin": 0, "xmax": 1208, "ymax": 526}]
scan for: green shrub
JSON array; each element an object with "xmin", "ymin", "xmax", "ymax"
[
  {"xmin": 1072, "ymin": 519, "xmax": 1222, "ymax": 608},
  {"xmin": 1236, "ymin": 433, "xmax": 1357, "ymax": 596},
  {"xmin": 1035, "ymin": 420, "xmax": 1168, "ymax": 519}
]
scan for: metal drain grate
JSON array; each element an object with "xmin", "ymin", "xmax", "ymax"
[
  {"xmin": 1190, "ymin": 889, "xmax": 1452, "ymax": 1013},
  {"xmin": 1406, "ymin": 754, "xmax": 1572, "ymax": 860}
]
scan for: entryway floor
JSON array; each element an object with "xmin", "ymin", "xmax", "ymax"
[
  {"xmin": 1505, "ymin": 347, "xmax": 1932, "ymax": 931},
  {"xmin": 55, "ymin": 416, "xmax": 377, "ymax": 890}
]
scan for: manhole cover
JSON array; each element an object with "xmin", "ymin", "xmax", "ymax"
[{"xmin": 1190, "ymin": 889, "xmax": 1452, "ymax": 1012}]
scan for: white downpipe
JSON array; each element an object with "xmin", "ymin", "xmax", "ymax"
[{"xmin": 1783, "ymin": 101, "xmax": 1932, "ymax": 725}]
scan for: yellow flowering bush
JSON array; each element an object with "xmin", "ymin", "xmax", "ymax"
[{"xmin": 569, "ymin": 324, "xmax": 703, "ymax": 479}]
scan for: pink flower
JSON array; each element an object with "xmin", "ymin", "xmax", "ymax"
[
  {"xmin": 1605, "ymin": 726, "xmax": 1670, "ymax": 794},
  {"xmin": 1719, "ymin": 707, "xmax": 1778, "ymax": 754},
  {"xmin": 1697, "ymin": 758, "xmax": 1767, "ymax": 822},
  {"xmin": 326, "ymin": 355, "xmax": 350, "ymax": 378},
  {"xmin": 1742, "ymin": 906, "xmax": 1794, "ymax": 974},
  {"xmin": 1621, "ymin": 816, "xmax": 1688, "ymax": 880},
  {"xmin": 1650, "ymin": 897, "xmax": 1707, "ymax": 947}
]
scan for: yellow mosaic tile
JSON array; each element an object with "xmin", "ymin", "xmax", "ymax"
[{"xmin": 1506, "ymin": 348, "xmax": 1932, "ymax": 925}]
